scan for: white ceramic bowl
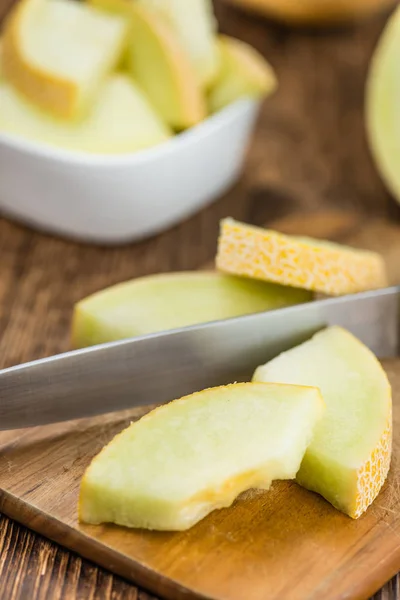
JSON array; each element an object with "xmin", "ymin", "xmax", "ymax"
[{"xmin": 0, "ymin": 98, "xmax": 260, "ymax": 245}]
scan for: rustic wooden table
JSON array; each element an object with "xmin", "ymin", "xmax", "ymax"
[{"xmin": 0, "ymin": 0, "xmax": 400, "ymax": 598}]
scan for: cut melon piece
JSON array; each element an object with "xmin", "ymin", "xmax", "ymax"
[
  {"xmin": 253, "ymin": 326, "xmax": 392, "ymax": 518},
  {"xmin": 209, "ymin": 34, "xmax": 277, "ymax": 113},
  {"xmin": 136, "ymin": 0, "xmax": 219, "ymax": 87},
  {"xmin": 223, "ymin": 0, "xmax": 395, "ymax": 26},
  {"xmin": 79, "ymin": 382, "xmax": 324, "ymax": 530},
  {"xmin": 2, "ymin": 0, "xmax": 128, "ymax": 120},
  {"xmin": 0, "ymin": 75, "xmax": 171, "ymax": 154},
  {"xmin": 366, "ymin": 5, "xmax": 400, "ymax": 206},
  {"xmin": 216, "ymin": 218, "xmax": 387, "ymax": 296},
  {"xmin": 71, "ymin": 271, "xmax": 312, "ymax": 348},
  {"xmin": 88, "ymin": 0, "xmax": 206, "ymax": 128}
]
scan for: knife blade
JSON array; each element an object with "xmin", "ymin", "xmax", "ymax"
[{"xmin": 0, "ymin": 286, "xmax": 399, "ymax": 430}]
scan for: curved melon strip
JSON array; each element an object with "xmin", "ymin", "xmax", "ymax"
[
  {"xmin": 209, "ymin": 35, "xmax": 277, "ymax": 113},
  {"xmin": 0, "ymin": 75, "xmax": 171, "ymax": 154},
  {"xmin": 223, "ymin": 0, "xmax": 395, "ymax": 25},
  {"xmin": 366, "ymin": 5, "xmax": 400, "ymax": 206},
  {"xmin": 88, "ymin": 0, "xmax": 206, "ymax": 128},
  {"xmin": 216, "ymin": 218, "xmax": 387, "ymax": 296},
  {"xmin": 2, "ymin": 0, "xmax": 128, "ymax": 120},
  {"xmin": 253, "ymin": 326, "xmax": 392, "ymax": 518},
  {"xmin": 79, "ymin": 382, "xmax": 324, "ymax": 530},
  {"xmin": 137, "ymin": 0, "xmax": 219, "ymax": 87},
  {"xmin": 71, "ymin": 271, "xmax": 312, "ymax": 348}
]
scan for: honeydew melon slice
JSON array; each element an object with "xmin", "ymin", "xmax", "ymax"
[
  {"xmin": 88, "ymin": 0, "xmax": 206, "ymax": 128},
  {"xmin": 136, "ymin": 0, "xmax": 219, "ymax": 87},
  {"xmin": 366, "ymin": 4, "xmax": 400, "ymax": 206},
  {"xmin": 0, "ymin": 74, "xmax": 171, "ymax": 154},
  {"xmin": 253, "ymin": 326, "xmax": 392, "ymax": 518},
  {"xmin": 2, "ymin": 0, "xmax": 128, "ymax": 120},
  {"xmin": 216, "ymin": 218, "xmax": 387, "ymax": 296},
  {"xmin": 209, "ymin": 34, "xmax": 277, "ymax": 113},
  {"xmin": 71, "ymin": 271, "xmax": 312, "ymax": 348},
  {"xmin": 79, "ymin": 382, "xmax": 324, "ymax": 530}
]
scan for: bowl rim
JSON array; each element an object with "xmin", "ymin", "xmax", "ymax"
[{"xmin": 0, "ymin": 97, "xmax": 259, "ymax": 168}]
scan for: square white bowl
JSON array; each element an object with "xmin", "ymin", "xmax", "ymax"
[{"xmin": 0, "ymin": 98, "xmax": 261, "ymax": 245}]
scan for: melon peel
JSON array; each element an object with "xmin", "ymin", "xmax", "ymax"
[
  {"xmin": 1, "ymin": 0, "xmax": 128, "ymax": 120},
  {"xmin": 253, "ymin": 326, "xmax": 392, "ymax": 518},
  {"xmin": 216, "ymin": 218, "xmax": 387, "ymax": 296},
  {"xmin": 79, "ymin": 382, "xmax": 324, "ymax": 531}
]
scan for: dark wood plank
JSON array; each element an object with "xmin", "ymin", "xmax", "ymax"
[{"xmin": 1, "ymin": 0, "xmax": 400, "ymax": 597}]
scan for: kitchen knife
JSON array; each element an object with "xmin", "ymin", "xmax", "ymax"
[{"xmin": 0, "ymin": 286, "xmax": 399, "ymax": 430}]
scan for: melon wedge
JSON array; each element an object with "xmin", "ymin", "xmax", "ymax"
[
  {"xmin": 209, "ymin": 34, "xmax": 277, "ymax": 113},
  {"xmin": 71, "ymin": 271, "xmax": 312, "ymax": 348},
  {"xmin": 253, "ymin": 326, "xmax": 392, "ymax": 518},
  {"xmin": 216, "ymin": 218, "xmax": 387, "ymax": 296},
  {"xmin": 136, "ymin": 0, "xmax": 219, "ymax": 87},
  {"xmin": 2, "ymin": 0, "xmax": 128, "ymax": 120},
  {"xmin": 88, "ymin": 0, "xmax": 206, "ymax": 128},
  {"xmin": 0, "ymin": 75, "xmax": 171, "ymax": 154},
  {"xmin": 79, "ymin": 382, "xmax": 324, "ymax": 530},
  {"xmin": 366, "ymin": 4, "xmax": 400, "ymax": 206}
]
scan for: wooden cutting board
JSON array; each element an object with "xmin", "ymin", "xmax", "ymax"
[{"xmin": 1, "ymin": 210, "xmax": 400, "ymax": 600}]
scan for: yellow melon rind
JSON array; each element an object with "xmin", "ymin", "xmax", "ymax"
[
  {"xmin": 2, "ymin": 1, "xmax": 77, "ymax": 119},
  {"xmin": 351, "ymin": 409, "xmax": 392, "ymax": 518},
  {"xmin": 216, "ymin": 218, "xmax": 388, "ymax": 296}
]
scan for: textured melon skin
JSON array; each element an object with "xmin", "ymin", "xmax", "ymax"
[
  {"xmin": 253, "ymin": 326, "xmax": 392, "ymax": 518},
  {"xmin": 79, "ymin": 382, "xmax": 324, "ymax": 531},
  {"xmin": 71, "ymin": 271, "xmax": 312, "ymax": 348},
  {"xmin": 216, "ymin": 218, "xmax": 388, "ymax": 296}
]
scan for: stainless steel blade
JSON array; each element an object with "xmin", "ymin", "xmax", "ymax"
[{"xmin": 1, "ymin": 286, "xmax": 399, "ymax": 430}]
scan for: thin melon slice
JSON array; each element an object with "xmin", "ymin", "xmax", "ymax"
[
  {"xmin": 366, "ymin": 4, "xmax": 400, "ymax": 206},
  {"xmin": 216, "ymin": 218, "xmax": 387, "ymax": 296},
  {"xmin": 79, "ymin": 382, "xmax": 324, "ymax": 530},
  {"xmin": 253, "ymin": 326, "xmax": 392, "ymax": 518},
  {"xmin": 0, "ymin": 74, "xmax": 171, "ymax": 154},
  {"xmin": 88, "ymin": 0, "xmax": 206, "ymax": 128},
  {"xmin": 209, "ymin": 34, "xmax": 277, "ymax": 113},
  {"xmin": 136, "ymin": 0, "xmax": 219, "ymax": 87},
  {"xmin": 71, "ymin": 271, "xmax": 312, "ymax": 348},
  {"xmin": 2, "ymin": 0, "xmax": 128, "ymax": 120}
]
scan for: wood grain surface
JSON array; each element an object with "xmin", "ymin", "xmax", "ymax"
[{"xmin": 1, "ymin": 0, "xmax": 400, "ymax": 598}]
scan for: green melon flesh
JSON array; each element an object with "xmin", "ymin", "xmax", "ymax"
[
  {"xmin": 136, "ymin": 0, "xmax": 219, "ymax": 86},
  {"xmin": 208, "ymin": 35, "xmax": 277, "ymax": 113},
  {"xmin": 253, "ymin": 326, "xmax": 392, "ymax": 518},
  {"xmin": 79, "ymin": 382, "xmax": 324, "ymax": 530},
  {"xmin": 0, "ymin": 74, "xmax": 171, "ymax": 153},
  {"xmin": 72, "ymin": 271, "xmax": 312, "ymax": 348},
  {"xmin": 366, "ymin": 4, "xmax": 400, "ymax": 204}
]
